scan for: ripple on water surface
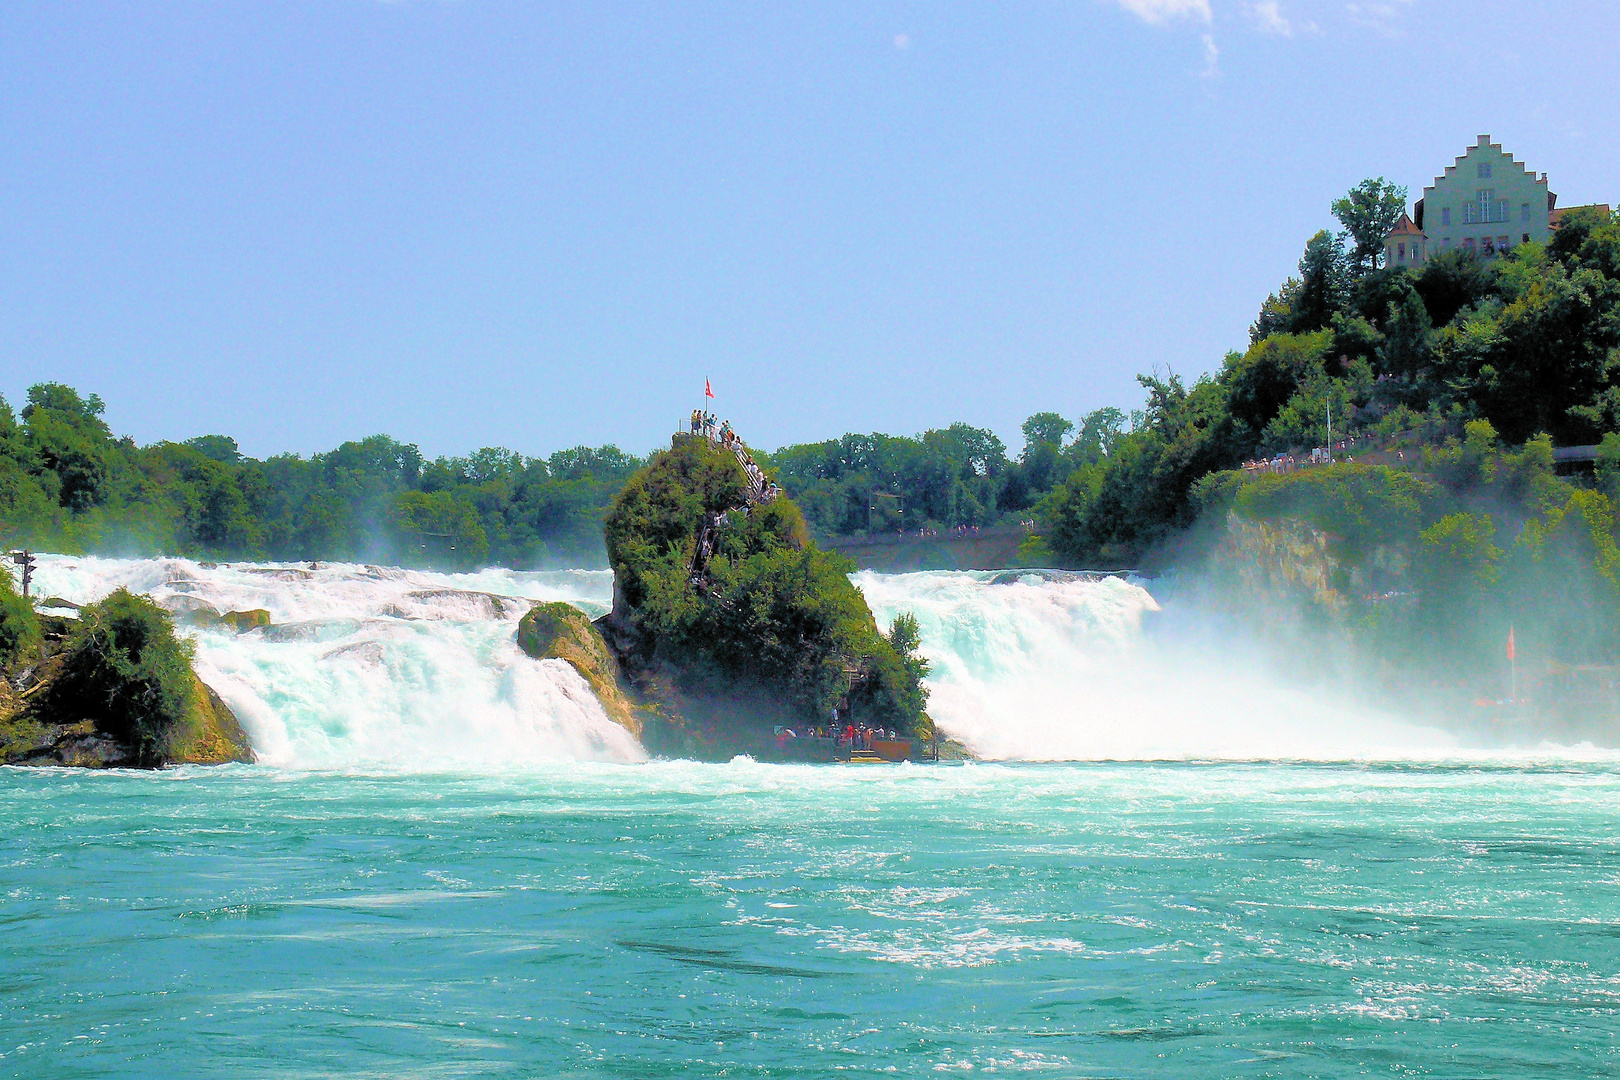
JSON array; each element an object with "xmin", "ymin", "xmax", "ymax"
[{"xmin": 2, "ymin": 760, "xmax": 1619, "ymax": 1077}]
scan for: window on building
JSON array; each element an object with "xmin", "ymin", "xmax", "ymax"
[
  {"xmin": 1397, "ymin": 242, "xmax": 1406, "ymax": 262},
  {"xmin": 1464, "ymin": 203, "xmax": 1478, "ymax": 224},
  {"xmin": 1498, "ymin": 236, "xmax": 1509, "ymax": 253},
  {"xmin": 1521, "ymin": 202, "xmax": 1531, "ymax": 222},
  {"xmin": 1478, "ymin": 190, "xmax": 1496, "ymax": 223},
  {"xmin": 1478, "ymin": 162, "xmax": 1492, "ymax": 178},
  {"xmin": 1442, "ymin": 207, "xmax": 1452, "ymax": 226},
  {"xmin": 1482, "ymin": 236, "xmax": 1496, "ymax": 256},
  {"xmin": 1522, "ymin": 233, "xmax": 1531, "ymax": 244},
  {"xmin": 1464, "ymin": 237, "xmax": 1476, "ymax": 255}
]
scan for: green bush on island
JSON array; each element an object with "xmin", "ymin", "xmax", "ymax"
[
  {"xmin": 604, "ymin": 436, "xmax": 930, "ymax": 736},
  {"xmin": 37, "ymin": 589, "xmax": 250, "ymax": 766}
]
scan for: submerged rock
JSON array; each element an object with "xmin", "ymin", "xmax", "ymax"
[{"xmin": 405, "ymin": 589, "xmax": 526, "ymax": 619}]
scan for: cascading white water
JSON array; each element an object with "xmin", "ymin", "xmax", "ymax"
[
  {"xmin": 30, "ymin": 557, "xmax": 1470, "ymax": 767},
  {"xmin": 855, "ymin": 569, "xmax": 1457, "ymax": 760},
  {"xmin": 30, "ymin": 555, "xmax": 642, "ymax": 768}
]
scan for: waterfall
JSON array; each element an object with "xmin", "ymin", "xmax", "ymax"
[{"xmin": 30, "ymin": 556, "xmax": 642, "ymax": 769}]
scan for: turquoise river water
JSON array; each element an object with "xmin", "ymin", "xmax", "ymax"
[{"xmin": 4, "ymin": 761, "xmax": 1620, "ymax": 1078}]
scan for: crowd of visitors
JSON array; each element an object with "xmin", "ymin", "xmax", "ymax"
[
  {"xmin": 689, "ymin": 410, "xmax": 780, "ymax": 504},
  {"xmin": 774, "ymin": 723, "xmax": 903, "ymax": 751}
]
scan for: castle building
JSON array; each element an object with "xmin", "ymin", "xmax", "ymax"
[{"xmin": 1383, "ymin": 134, "xmax": 1609, "ymax": 268}]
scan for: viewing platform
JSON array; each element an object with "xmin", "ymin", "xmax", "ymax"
[{"xmin": 675, "ymin": 416, "xmax": 781, "ymax": 506}]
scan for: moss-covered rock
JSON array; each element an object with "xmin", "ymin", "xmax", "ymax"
[
  {"xmin": 516, "ymin": 601, "xmax": 643, "ymax": 737},
  {"xmin": 175, "ymin": 606, "xmax": 271, "ymax": 632},
  {"xmin": 0, "ymin": 587, "xmax": 253, "ymax": 767},
  {"xmin": 598, "ymin": 435, "xmax": 933, "ymax": 754},
  {"xmin": 219, "ymin": 608, "xmax": 271, "ymax": 632},
  {"xmin": 164, "ymin": 675, "xmax": 254, "ymax": 764}
]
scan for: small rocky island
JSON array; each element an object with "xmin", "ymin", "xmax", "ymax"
[
  {"xmin": 0, "ymin": 579, "xmax": 252, "ymax": 767},
  {"xmin": 519, "ymin": 429, "xmax": 935, "ymax": 760}
]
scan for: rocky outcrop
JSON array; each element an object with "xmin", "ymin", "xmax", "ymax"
[
  {"xmin": 595, "ymin": 435, "xmax": 934, "ymax": 758},
  {"xmin": 3, "ymin": 672, "xmax": 251, "ymax": 767},
  {"xmin": 172, "ymin": 603, "xmax": 273, "ymax": 633},
  {"xmin": 517, "ymin": 602, "xmax": 644, "ymax": 738},
  {"xmin": 0, "ymin": 605, "xmax": 254, "ymax": 768}
]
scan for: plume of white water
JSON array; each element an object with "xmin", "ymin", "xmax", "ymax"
[
  {"xmin": 30, "ymin": 556, "xmax": 641, "ymax": 769},
  {"xmin": 855, "ymin": 569, "xmax": 1458, "ymax": 761},
  {"xmin": 30, "ymin": 556, "xmax": 1483, "ymax": 767}
]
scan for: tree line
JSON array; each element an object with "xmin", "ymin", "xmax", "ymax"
[
  {"xmin": 0, "ymin": 384, "xmax": 641, "ymax": 569},
  {"xmin": 759, "ymin": 410, "xmax": 1129, "ymax": 539},
  {"xmin": 8, "ymin": 180, "xmax": 1619, "ymax": 571}
]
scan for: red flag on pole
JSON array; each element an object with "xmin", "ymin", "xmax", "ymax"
[
  {"xmin": 1506, "ymin": 626, "xmax": 1516, "ymax": 661},
  {"xmin": 705, "ymin": 378, "xmax": 714, "ymax": 399}
]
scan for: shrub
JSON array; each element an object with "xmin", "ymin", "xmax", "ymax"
[{"xmin": 46, "ymin": 589, "xmax": 197, "ymax": 765}]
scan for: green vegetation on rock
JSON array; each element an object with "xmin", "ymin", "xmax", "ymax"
[
  {"xmin": 0, "ymin": 567, "xmax": 41, "ymax": 668},
  {"xmin": 602, "ymin": 436, "xmax": 931, "ymax": 740},
  {"xmin": 1, "ymin": 585, "xmax": 252, "ymax": 767},
  {"xmin": 1182, "ymin": 422, "xmax": 1620, "ymax": 695}
]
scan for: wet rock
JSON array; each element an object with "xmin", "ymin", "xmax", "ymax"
[
  {"xmin": 320, "ymin": 641, "xmax": 385, "ymax": 665},
  {"xmin": 405, "ymin": 589, "xmax": 526, "ymax": 619},
  {"xmin": 517, "ymin": 602, "xmax": 643, "ymax": 737}
]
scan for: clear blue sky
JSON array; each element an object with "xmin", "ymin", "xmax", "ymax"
[{"xmin": 2, "ymin": 1, "xmax": 1615, "ymax": 461}]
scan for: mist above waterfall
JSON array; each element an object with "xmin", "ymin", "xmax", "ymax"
[{"xmin": 854, "ymin": 570, "xmax": 1473, "ymax": 760}]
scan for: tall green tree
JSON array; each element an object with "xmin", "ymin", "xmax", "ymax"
[
  {"xmin": 1294, "ymin": 230, "xmax": 1352, "ymax": 332},
  {"xmin": 1332, "ymin": 177, "xmax": 1409, "ymax": 277}
]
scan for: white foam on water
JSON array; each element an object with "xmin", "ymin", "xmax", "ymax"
[
  {"xmin": 30, "ymin": 555, "xmax": 640, "ymax": 768},
  {"xmin": 854, "ymin": 569, "xmax": 1460, "ymax": 761},
  {"xmin": 30, "ymin": 556, "xmax": 1608, "ymax": 767}
]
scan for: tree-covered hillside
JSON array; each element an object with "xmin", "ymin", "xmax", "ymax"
[
  {"xmin": 0, "ymin": 384, "xmax": 640, "ymax": 568},
  {"xmin": 1043, "ymin": 191, "xmax": 1620, "ymax": 565}
]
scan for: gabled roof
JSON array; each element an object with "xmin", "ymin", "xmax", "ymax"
[{"xmin": 1385, "ymin": 213, "xmax": 1424, "ymax": 239}]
